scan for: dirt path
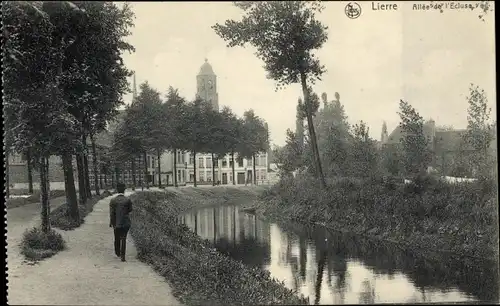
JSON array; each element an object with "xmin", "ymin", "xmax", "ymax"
[{"xmin": 7, "ymin": 192, "xmax": 182, "ymax": 305}]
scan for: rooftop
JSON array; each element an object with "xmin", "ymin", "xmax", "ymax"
[{"xmin": 198, "ymin": 58, "xmax": 215, "ymax": 76}]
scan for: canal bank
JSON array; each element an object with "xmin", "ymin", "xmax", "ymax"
[
  {"xmin": 128, "ymin": 187, "xmax": 308, "ymax": 305},
  {"xmin": 179, "ymin": 203, "xmax": 498, "ymax": 304},
  {"xmin": 255, "ymin": 176, "xmax": 499, "ymax": 262}
]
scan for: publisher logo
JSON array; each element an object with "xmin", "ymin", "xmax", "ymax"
[{"xmin": 345, "ymin": 2, "xmax": 362, "ymax": 19}]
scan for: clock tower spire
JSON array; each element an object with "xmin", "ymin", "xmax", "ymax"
[{"xmin": 196, "ymin": 59, "xmax": 219, "ymax": 111}]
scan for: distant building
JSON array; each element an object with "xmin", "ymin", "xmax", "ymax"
[
  {"xmin": 381, "ymin": 119, "xmax": 497, "ymax": 176},
  {"xmin": 7, "ymin": 127, "xmax": 114, "ymax": 190}
]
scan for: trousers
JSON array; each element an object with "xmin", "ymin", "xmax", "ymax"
[{"xmin": 114, "ymin": 227, "xmax": 130, "ymax": 260}]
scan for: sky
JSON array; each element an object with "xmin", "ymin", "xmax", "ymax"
[{"xmin": 120, "ymin": 1, "xmax": 496, "ymax": 147}]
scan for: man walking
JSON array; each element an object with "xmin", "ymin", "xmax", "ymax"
[{"xmin": 109, "ymin": 182, "xmax": 132, "ymax": 262}]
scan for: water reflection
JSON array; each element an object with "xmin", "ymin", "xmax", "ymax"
[{"xmin": 179, "ymin": 205, "xmax": 498, "ymax": 304}]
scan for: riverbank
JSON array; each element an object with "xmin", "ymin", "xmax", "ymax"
[
  {"xmin": 129, "ymin": 187, "xmax": 308, "ymax": 305},
  {"xmin": 256, "ymin": 175, "xmax": 499, "ymax": 262}
]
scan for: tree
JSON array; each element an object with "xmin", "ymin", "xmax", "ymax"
[
  {"xmin": 45, "ymin": 1, "xmax": 134, "ymax": 200},
  {"xmin": 463, "ymin": 84, "xmax": 494, "ymax": 178},
  {"xmin": 213, "ymin": 1, "xmax": 329, "ymax": 188},
  {"xmin": 3, "ymin": 1, "xmax": 82, "ymax": 229},
  {"xmin": 205, "ymin": 107, "xmax": 230, "ymax": 185},
  {"xmin": 219, "ymin": 107, "xmax": 243, "ymax": 185},
  {"xmin": 313, "ymin": 91, "xmax": 351, "ymax": 177},
  {"xmin": 397, "ymin": 100, "xmax": 430, "ymax": 177},
  {"xmin": 274, "ymin": 129, "xmax": 304, "ymax": 176},
  {"xmin": 126, "ymin": 82, "xmax": 163, "ymax": 189},
  {"xmin": 164, "ymin": 87, "xmax": 188, "ymax": 187},
  {"xmin": 237, "ymin": 110, "xmax": 269, "ymax": 185},
  {"xmin": 350, "ymin": 121, "xmax": 379, "ymax": 177},
  {"xmin": 182, "ymin": 98, "xmax": 212, "ymax": 187}
]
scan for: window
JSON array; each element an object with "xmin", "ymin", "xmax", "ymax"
[
  {"xmin": 238, "ymin": 159, "xmax": 243, "ymax": 168},
  {"xmin": 247, "ymin": 158, "xmax": 253, "ymax": 166},
  {"xmin": 213, "ymin": 159, "xmax": 218, "ymax": 167},
  {"xmin": 198, "ymin": 157, "xmax": 204, "ymax": 168},
  {"xmin": 190, "ymin": 155, "xmax": 194, "ymax": 165},
  {"xmin": 206, "ymin": 157, "xmax": 212, "ymax": 168},
  {"xmin": 198, "ymin": 170, "xmax": 205, "ymax": 182},
  {"xmin": 207, "ymin": 171, "xmax": 212, "ymax": 181},
  {"xmin": 222, "ymin": 159, "xmax": 227, "ymax": 167},
  {"xmin": 229, "ymin": 160, "xmax": 234, "ymax": 167},
  {"xmin": 176, "ymin": 152, "xmax": 182, "ymax": 164}
]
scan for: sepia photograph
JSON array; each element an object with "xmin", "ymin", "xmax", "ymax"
[{"xmin": 3, "ymin": 1, "xmax": 498, "ymax": 305}]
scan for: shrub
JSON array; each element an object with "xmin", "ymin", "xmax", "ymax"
[
  {"xmin": 51, "ymin": 193, "xmax": 111, "ymax": 231},
  {"xmin": 20, "ymin": 227, "xmax": 66, "ymax": 261}
]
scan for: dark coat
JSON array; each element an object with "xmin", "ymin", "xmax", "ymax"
[{"xmin": 110, "ymin": 194, "xmax": 133, "ymax": 228}]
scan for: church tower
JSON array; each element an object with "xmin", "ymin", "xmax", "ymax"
[{"xmin": 196, "ymin": 59, "xmax": 219, "ymax": 111}]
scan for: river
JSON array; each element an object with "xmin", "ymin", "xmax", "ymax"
[{"xmin": 178, "ymin": 204, "xmax": 498, "ymax": 304}]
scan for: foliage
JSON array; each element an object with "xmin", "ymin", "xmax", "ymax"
[
  {"xmin": 462, "ymin": 84, "xmax": 495, "ymax": 178},
  {"xmin": 274, "ymin": 129, "xmax": 304, "ymax": 175},
  {"xmin": 218, "ymin": 107, "xmax": 243, "ymax": 158},
  {"xmin": 21, "ymin": 227, "xmax": 66, "ymax": 262},
  {"xmin": 350, "ymin": 121, "xmax": 379, "ymax": 177},
  {"xmin": 237, "ymin": 110, "xmax": 269, "ymax": 160},
  {"xmin": 313, "ymin": 92, "xmax": 352, "ymax": 176},
  {"xmin": 164, "ymin": 87, "xmax": 189, "ymax": 152},
  {"xmin": 129, "ymin": 189, "xmax": 308, "ymax": 305},
  {"xmin": 213, "ymin": 1, "xmax": 329, "ymax": 187},
  {"xmin": 398, "ymin": 100, "xmax": 431, "ymax": 176}
]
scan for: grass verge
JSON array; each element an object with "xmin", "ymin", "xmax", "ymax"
[
  {"xmin": 7, "ymin": 189, "xmax": 66, "ymax": 209},
  {"xmin": 129, "ymin": 188, "xmax": 308, "ymax": 305},
  {"xmin": 50, "ymin": 190, "xmax": 115, "ymax": 230},
  {"xmin": 257, "ymin": 174, "xmax": 499, "ymax": 262},
  {"xmin": 20, "ymin": 227, "xmax": 66, "ymax": 262}
]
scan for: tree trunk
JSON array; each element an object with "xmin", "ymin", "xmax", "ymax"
[
  {"xmin": 157, "ymin": 148, "xmax": 162, "ymax": 188},
  {"xmin": 193, "ymin": 150, "xmax": 197, "ymax": 187},
  {"xmin": 143, "ymin": 151, "xmax": 149, "ymax": 189},
  {"xmin": 104, "ymin": 172, "xmax": 108, "ymax": 190},
  {"xmin": 26, "ymin": 148, "xmax": 34, "ymax": 194},
  {"xmin": 173, "ymin": 149, "xmax": 178, "ymax": 187},
  {"xmin": 131, "ymin": 157, "xmax": 136, "ymax": 190},
  {"xmin": 83, "ymin": 154, "xmax": 92, "ymax": 198},
  {"xmin": 99, "ymin": 173, "xmax": 103, "ymax": 189},
  {"xmin": 300, "ymin": 72, "xmax": 327, "ymax": 188},
  {"xmin": 231, "ymin": 151, "xmax": 236, "ymax": 185},
  {"xmin": 76, "ymin": 154, "xmax": 86, "ymax": 204},
  {"xmin": 81, "ymin": 131, "xmax": 92, "ymax": 199},
  {"xmin": 252, "ymin": 153, "xmax": 257, "ymax": 185},
  {"xmin": 40, "ymin": 156, "xmax": 51, "ymax": 233},
  {"xmin": 212, "ymin": 153, "xmax": 216, "ymax": 186},
  {"xmin": 62, "ymin": 152, "xmax": 79, "ymax": 221},
  {"xmin": 89, "ymin": 132, "xmax": 100, "ymax": 196}
]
